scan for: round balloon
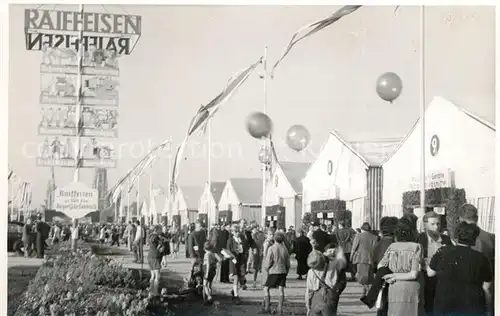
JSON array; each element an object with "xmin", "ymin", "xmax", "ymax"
[
  {"xmin": 246, "ymin": 112, "xmax": 273, "ymax": 139},
  {"xmin": 376, "ymin": 72, "xmax": 403, "ymax": 103},
  {"xmin": 286, "ymin": 125, "xmax": 310, "ymax": 152}
]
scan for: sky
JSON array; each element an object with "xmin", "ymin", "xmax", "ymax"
[{"xmin": 8, "ymin": 5, "xmax": 495, "ymax": 208}]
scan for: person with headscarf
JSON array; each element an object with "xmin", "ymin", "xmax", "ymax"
[
  {"xmin": 351, "ymin": 222, "xmax": 378, "ymax": 297},
  {"xmin": 294, "ymin": 228, "xmax": 312, "ymax": 280},
  {"xmin": 426, "ymin": 221, "xmax": 493, "ymax": 316},
  {"xmin": 304, "ymin": 243, "xmax": 347, "ymax": 316},
  {"xmin": 417, "ymin": 211, "xmax": 453, "ymax": 314}
]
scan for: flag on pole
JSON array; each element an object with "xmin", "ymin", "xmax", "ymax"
[
  {"xmin": 118, "ymin": 190, "xmax": 124, "ymax": 218},
  {"xmin": 170, "ymin": 56, "xmax": 263, "ymax": 194},
  {"xmin": 128, "ymin": 155, "xmax": 154, "ymax": 193},
  {"xmin": 150, "ymin": 190, "xmax": 157, "ymax": 222},
  {"xmin": 271, "ymin": 5, "xmax": 362, "ymax": 75},
  {"xmin": 19, "ymin": 182, "xmax": 32, "ymax": 211},
  {"xmin": 8, "ymin": 166, "xmax": 15, "ymax": 180},
  {"xmin": 112, "ymin": 184, "xmax": 123, "ymax": 204},
  {"xmin": 162, "ymin": 194, "xmax": 169, "ymax": 215},
  {"xmin": 106, "ymin": 140, "xmax": 171, "ymax": 200},
  {"xmin": 141, "ymin": 200, "xmax": 149, "ymax": 219}
]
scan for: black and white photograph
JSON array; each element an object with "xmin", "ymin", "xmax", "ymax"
[{"xmin": 4, "ymin": 3, "xmax": 496, "ymax": 316}]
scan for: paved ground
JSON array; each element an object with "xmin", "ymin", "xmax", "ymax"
[
  {"xmin": 7, "ymin": 245, "xmax": 375, "ymax": 316},
  {"xmin": 120, "ymin": 245, "xmax": 375, "ymax": 316}
]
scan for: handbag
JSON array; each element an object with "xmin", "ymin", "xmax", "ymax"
[
  {"xmin": 311, "ymin": 263, "xmax": 333, "ymax": 303},
  {"xmin": 375, "ymin": 281, "xmax": 387, "ymax": 310}
]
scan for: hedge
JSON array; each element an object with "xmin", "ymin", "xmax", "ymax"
[
  {"xmin": 402, "ymin": 187, "xmax": 466, "ymax": 237},
  {"xmin": 310, "ymin": 199, "xmax": 346, "ymax": 212}
]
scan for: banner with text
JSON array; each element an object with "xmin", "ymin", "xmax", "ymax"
[
  {"xmin": 24, "ymin": 9, "xmax": 142, "ymax": 55},
  {"xmin": 54, "ymin": 181, "xmax": 98, "ymax": 218},
  {"xmin": 409, "ymin": 169, "xmax": 454, "ymax": 191}
]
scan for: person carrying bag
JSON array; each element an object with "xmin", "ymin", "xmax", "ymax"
[{"xmin": 305, "ymin": 244, "xmax": 347, "ymax": 316}]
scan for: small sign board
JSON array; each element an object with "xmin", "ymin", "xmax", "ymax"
[
  {"xmin": 54, "ymin": 182, "xmax": 98, "ymax": 218},
  {"xmin": 434, "ymin": 207, "xmax": 445, "ymax": 215}
]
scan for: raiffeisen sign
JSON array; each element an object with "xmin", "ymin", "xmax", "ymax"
[{"xmin": 24, "ymin": 8, "xmax": 142, "ymax": 55}]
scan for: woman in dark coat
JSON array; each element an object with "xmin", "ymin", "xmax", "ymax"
[
  {"xmin": 35, "ymin": 220, "xmax": 45, "ymax": 258},
  {"xmin": 427, "ymin": 222, "xmax": 493, "ymax": 316},
  {"xmin": 294, "ymin": 228, "xmax": 312, "ymax": 279}
]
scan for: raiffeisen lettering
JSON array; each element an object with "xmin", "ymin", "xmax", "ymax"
[
  {"xmin": 24, "ymin": 9, "xmax": 141, "ymax": 35},
  {"xmin": 58, "ymin": 190, "xmax": 94, "ymax": 198}
]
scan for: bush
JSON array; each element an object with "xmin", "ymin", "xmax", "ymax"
[
  {"xmin": 402, "ymin": 187, "xmax": 466, "ymax": 237},
  {"xmin": 14, "ymin": 241, "xmax": 172, "ymax": 316}
]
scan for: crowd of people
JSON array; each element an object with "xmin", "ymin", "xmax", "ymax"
[
  {"xmin": 18, "ymin": 202, "xmax": 495, "ymax": 316},
  {"xmin": 170, "ymin": 203, "xmax": 495, "ymax": 316}
]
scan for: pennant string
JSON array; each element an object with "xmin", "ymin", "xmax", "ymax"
[{"xmin": 271, "ymin": 5, "xmax": 362, "ymax": 76}]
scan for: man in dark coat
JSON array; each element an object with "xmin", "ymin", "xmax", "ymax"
[
  {"xmin": 294, "ymin": 228, "xmax": 311, "ymax": 279},
  {"xmin": 286, "ymin": 226, "xmax": 296, "ymax": 254},
  {"xmin": 185, "ymin": 223, "xmax": 195, "ymax": 258},
  {"xmin": 459, "ymin": 203, "xmax": 495, "ymax": 314},
  {"xmin": 239, "ymin": 219, "xmax": 255, "ymax": 289},
  {"xmin": 190, "ymin": 221, "xmax": 207, "ymax": 259},
  {"xmin": 417, "ymin": 211, "xmax": 453, "ymax": 315},
  {"xmin": 334, "ymin": 220, "xmax": 357, "ymax": 281},
  {"xmin": 217, "ymin": 223, "xmax": 231, "ymax": 283},
  {"xmin": 35, "ymin": 217, "xmax": 45, "ymax": 258}
]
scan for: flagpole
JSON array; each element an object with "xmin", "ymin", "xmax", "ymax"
[
  {"xmin": 207, "ymin": 118, "xmax": 212, "ymax": 228},
  {"xmin": 10, "ymin": 178, "xmax": 15, "ymax": 221},
  {"xmin": 167, "ymin": 138, "xmax": 172, "ymax": 225},
  {"xmin": 150, "ymin": 161, "xmax": 154, "ymax": 226},
  {"xmin": 126, "ymin": 178, "xmax": 131, "ymax": 223},
  {"xmin": 73, "ymin": 3, "xmax": 84, "ymax": 183},
  {"xmin": 115, "ymin": 193, "xmax": 119, "ymax": 223},
  {"xmin": 419, "ymin": 5, "xmax": 426, "ymax": 219},
  {"xmin": 261, "ymin": 46, "xmax": 268, "ymax": 228},
  {"xmin": 137, "ymin": 176, "xmax": 141, "ymax": 223}
]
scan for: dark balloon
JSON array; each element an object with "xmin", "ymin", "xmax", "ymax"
[
  {"xmin": 246, "ymin": 112, "xmax": 273, "ymax": 139},
  {"xmin": 376, "ymin": 72, "xmax": 403, "ymax": 103},
  {"xmin": 286, "ymin": 125, "xmax": 310, "ymax": 152}
]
